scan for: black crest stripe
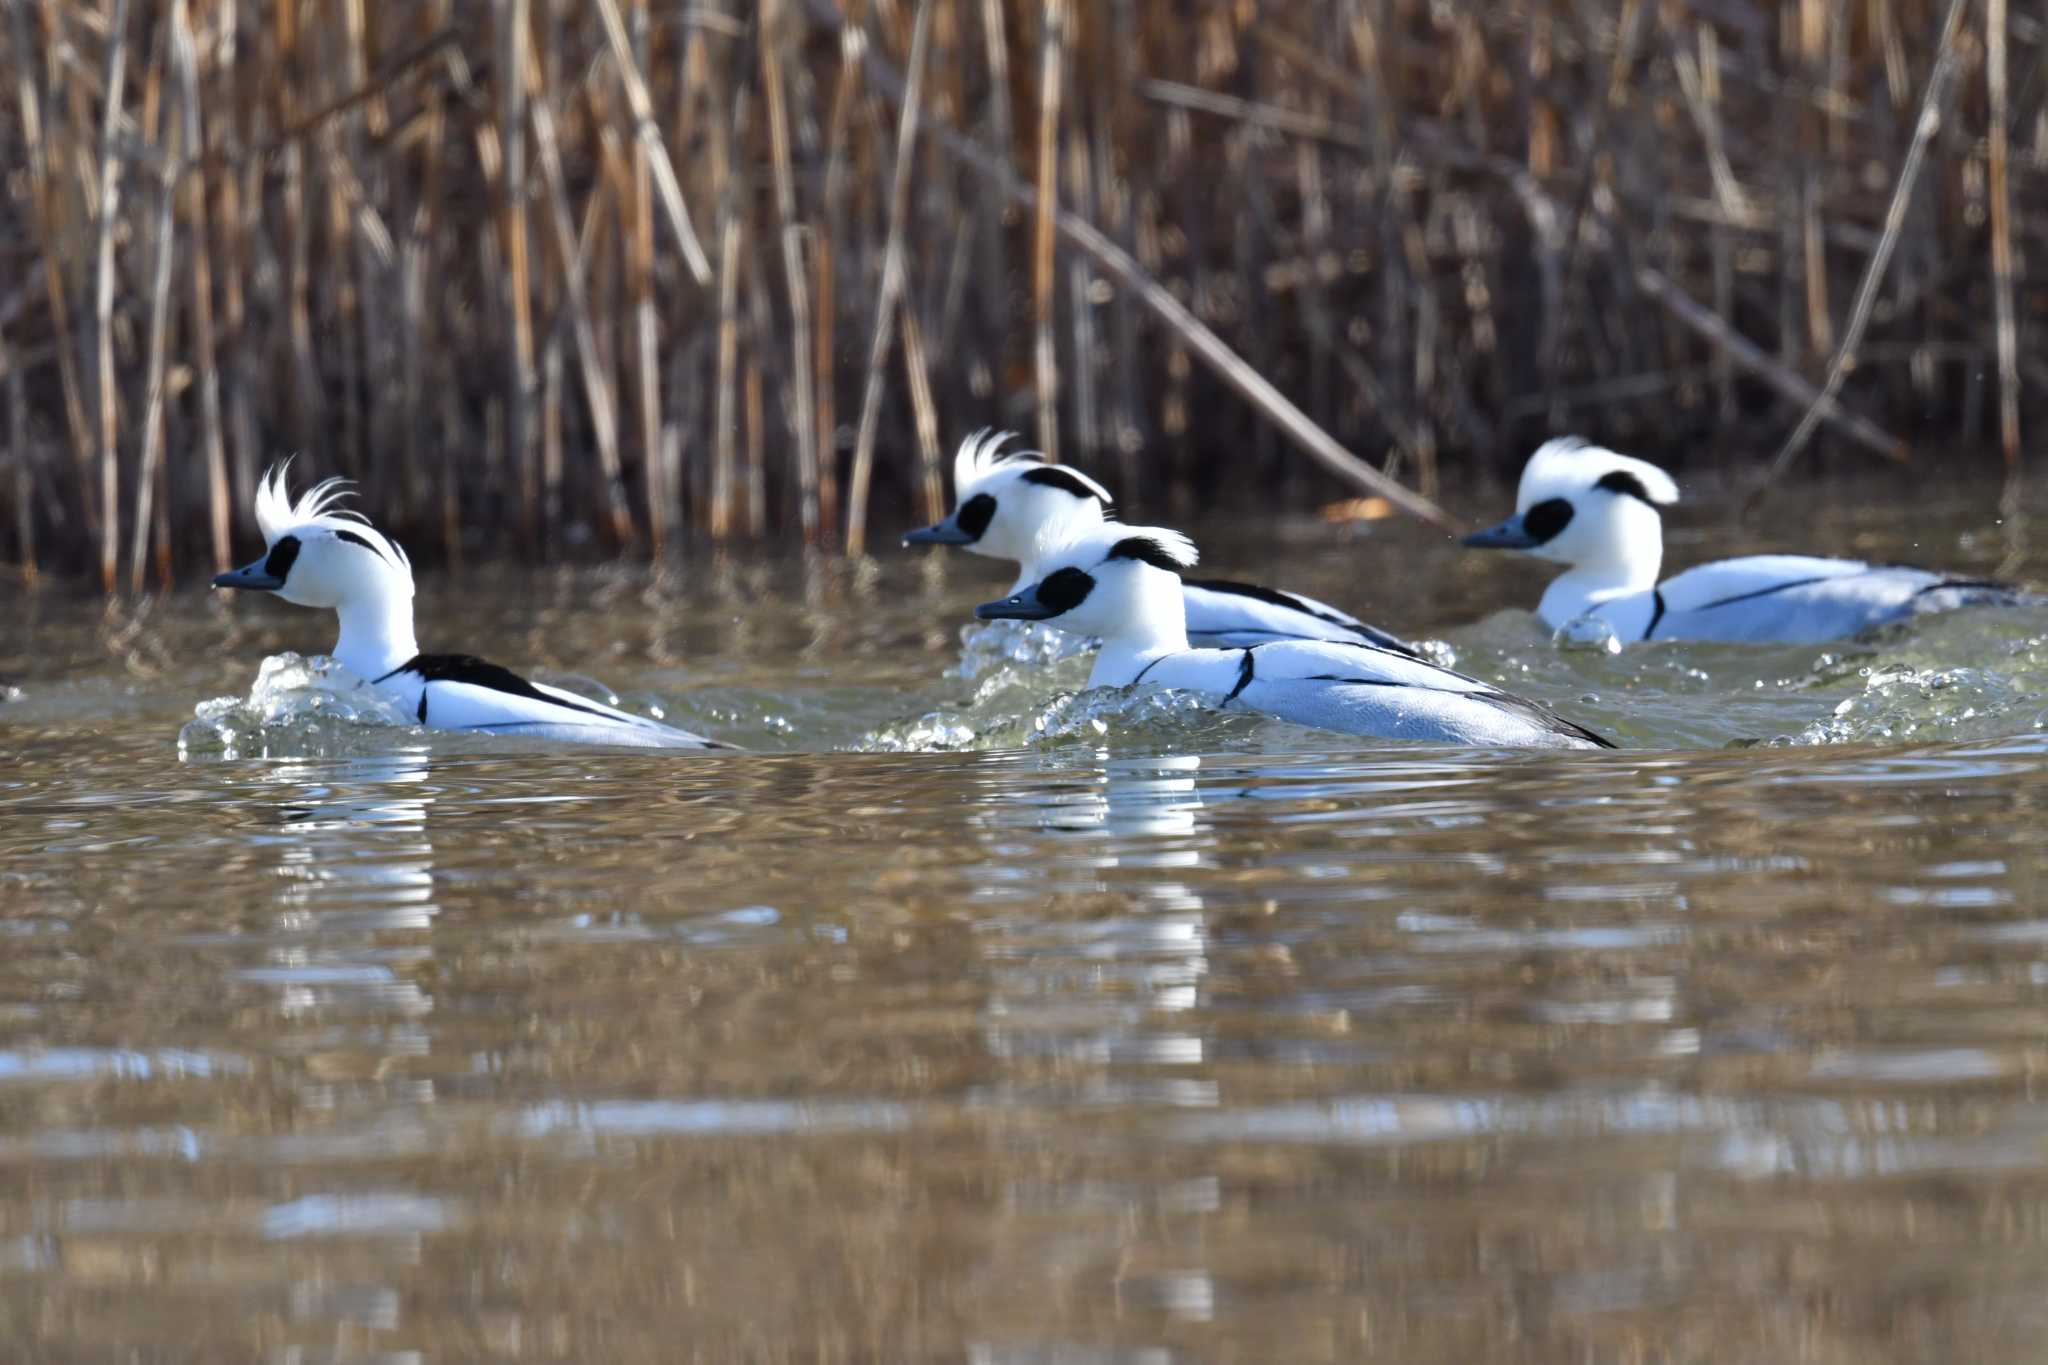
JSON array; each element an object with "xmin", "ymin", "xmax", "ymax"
[
  {"xmin": 334, "ymin": 527, "xmax": 391, "ymax": 564},
  {"xmin": 1107, "ymin": 535, "xmax": 1193, "ymax": 572},
  {"xmin": 1019, "ymin": 465, "xmax": 1112, "ymax": 505},
  {"xmin": 1593, "ymin": 469, "xmax": 1653, "ymax": 503}
]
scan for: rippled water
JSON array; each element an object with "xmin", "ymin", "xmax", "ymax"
[{"xmin": 8, "ymin": 478, "xmax": 2048, "ymax": 1360}]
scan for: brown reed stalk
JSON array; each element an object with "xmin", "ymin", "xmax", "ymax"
[
  {"xmin": 843, "ymin": 0, "xmax": 935, "ymax": 557},
  {"xmin": 9, "ymin": 0, "xmax": 96, "ymax": 536},
  {"xmin": 91, "ymin": 0, "xmax": 131, "ymax": 593},
  {"xmin": 497, "ymin": 0, "xmax": 538, "ymax": 542},
  {"xmin": 744, "ymin": 248, "xmax": 771, "ymax": 538},
  {"xmin": 627, "ymin": 1, "xmax": 670, "ymax": 552},
  {"xmin": 760, "ymin": 0, "xmax": 821, "ymax": 542},
  {"xmin": 592, "ymin": 0, "xmax": 712, "ymax": 285},
  {"xmin": 130, "ymin": 34, "xmax": 180, "ymax": 594},
  {"xmin": 1986, "ymin": 0, "xmax": 2020, "ymax": 472},
  {"xmin": 170, "ymin": 1, "xmax": 228, "ymax": 573},
  {"xmin": 525, "ymin": 41, "xmax": 633, "ymax": 543},
  {"xmin": 898, "ymin": 303, "xmax": 944, "ymax": 523},
  {"xmin": 1760, "ymin": 0, "xmax": 1970, "ymax": 488},
  {"xmin": 711, "ymin": 146, "xmax": 744, "ymax": 542},
  {"xmin": 816, "ymin": 0, "xmax": 874, "ymax": 540},
  {"xmin": 834, "ymin": 0, "xmax": 1456, "ymax": 529},
  {"xmin": 1030, "ymin": 0, "xmax": 1065, "ymax": 462},
  {"xmin": 4, "ymin": 330, "xmax": 29, "ymax": 583}
]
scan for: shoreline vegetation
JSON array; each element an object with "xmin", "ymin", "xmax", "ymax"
[{"xmin": 0, "ymin": 0, "xmax": 2035, "ymax": 589}]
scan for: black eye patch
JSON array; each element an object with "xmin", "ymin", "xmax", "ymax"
[
  {"xmin": 1521, "ymin": 498, "xmax": 1574, "ymax": 545},
  {"xmin": 954, "ymin": 493, "xmax": 997, "ymax": 541},
  {"xmin": 1593, "ymin": 470, "xmax": 1652, "ymax": 503},
  {"xmin": 263, "ymin": 534, "xmax": 302, "ymax": 581},
  {"xmin": 1036, "ymin": 566, "xmax": 1096, "ymax": 615}
]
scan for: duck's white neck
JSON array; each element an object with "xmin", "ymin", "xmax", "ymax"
[
  {"xmin": 332, "ymin": 594, "xmax": 420, "ymax": 682},
  {"xmin": 1536, "ymin": 520, "xmax": 1664, "ymax": 629},
  {"xmin": 1087, "ymin": 581, "xmax": 1191, "ymax": 687}
]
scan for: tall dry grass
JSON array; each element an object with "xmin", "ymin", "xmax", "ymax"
[{"xmin": 0, "ymin": 0, "xmax": 2039, "ymax": 587}]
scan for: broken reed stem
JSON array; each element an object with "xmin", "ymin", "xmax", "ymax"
[
  {"xmin": 525, "ymin": 41, "xmax": 634, "ymax": 543},
  {"xmin": 592, "ymin": 0, "xmax": 712, "ymax": 284},
  {"xmin": 92, "ymin": 0, "xmax": 133, "ymax": 594},
  {"xmin": 1759, "ymin": 0, "xmax": 1970, "ymax": 488},
  {"xmin": 1986, "ymin": 0, "xmax": 2020, "ymax": 472},
  {"xmin": 1030, "ymin": 0, "xmax": 1065, "ymax": 463},
  {"xmin": 843, "ymin": 0, "xmax": 935, "ymax": 558},
  {"xmin": 1634, "ymin": 266, "xmax": 1905, "ymax": 461},
  {"xmin": 827, "ymin": 0, "xmax": 1456, "ymax": 530}
]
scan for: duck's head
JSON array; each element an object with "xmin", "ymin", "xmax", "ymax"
[
  {"xmin": 974, "ymin": 524, "xmax": 1197, "ymax": 641},
  {"xmin": 214, "ymin": 460, "xmax": 414, "ymax": 611},
  {"xmin": 903, "ymin": 429, "xmax": 1114, "ymax": 569},
  {"xmin": 1462, "ymin": 437, "xmax": 1679, "ymax": 572}
]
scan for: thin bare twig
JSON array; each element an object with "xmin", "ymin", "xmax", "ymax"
[{"xmin": 1758, "ymin": 0, "xmax": 1970, "ymax": 488}]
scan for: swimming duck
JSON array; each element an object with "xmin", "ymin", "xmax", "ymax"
[
  {"xmin": 974, "ymin": 524, "xmax": 1613, "ymax": 750},
  {"xmin": 213, "ymin": 463, "xmax": 726, "ymax": 748},
  {"xmin": 1463, "ymin": 438, "xmax": 2025, "ymax": 645},
  {"xmin": 905, "ymin": 430, "xmax": 1419, "ymax": 654}
]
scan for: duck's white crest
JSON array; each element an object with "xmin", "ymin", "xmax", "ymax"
[
  {"xmin": 952, "ymin": 428, "xmax": 1113, "ymax": 505},
  {"xmin": 1516, "ymin": 437, "xmax": 1678, "ymax": 512},
  {"xmin": 253, "ymin": 457, "xmax": 411, "ymax": 572}
]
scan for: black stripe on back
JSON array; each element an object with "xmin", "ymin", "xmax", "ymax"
[
  {"xmin": 1224, "ymin": 650, "xmax": 1256, "ymax": 701},
  {"xmin": 375, "ymin": 654, "xmax": 617, "ymax": 722},
  {"xmin": 1645, "ymin": 588, "xmax": 1667, "ymax": 640},
  {"xmin": 1693, "ymin": 575, "xmax": 1834, "ymax": 612}
]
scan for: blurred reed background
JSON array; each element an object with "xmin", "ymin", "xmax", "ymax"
[{"xmin": 0, "ymin": 0, "xmax": 2038, "ymax": 589}]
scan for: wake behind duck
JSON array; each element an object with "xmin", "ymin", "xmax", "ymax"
[
  {"xmin": 975, "ymin": 524, "xmax": 1613, "ymax": 750},
  {"xmin": 211, "ymin": 463, "xmax": 726, "ymax": 749}
]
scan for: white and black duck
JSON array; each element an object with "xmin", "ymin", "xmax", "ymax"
[
  {"xmin": 1464, "ymin": 437, "xmax": 2028, "ymax": 645},
  {"xmin": 974, "ymin": 523, "xmax": 1613, "ymax": 750},
  {"xmin": 213, "ymin": 462, "xmax": 726, "ymax": 748},
  {"xmin": 905, "ymin": 429, "xmax": 1418, "ymax": 653}
]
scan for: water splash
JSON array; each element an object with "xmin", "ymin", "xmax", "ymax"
[
  {"xmin": 1778, "ymin": 665, "xmax": 2034, "ymax": 746},
  {"xmin": 950, "ymin": 618, "xmax": 1096, "ymax": 681},
  {"xmin": 179, "ymin": 653, "xmax": 417, "ymax": 760}
]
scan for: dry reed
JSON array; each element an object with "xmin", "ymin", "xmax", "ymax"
[{"xmin": 0, "ymin": 0, "xmax": 2040, "ymax": 586}]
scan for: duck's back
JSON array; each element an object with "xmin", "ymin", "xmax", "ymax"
[
  {"xmin": 1180, "ymin": 578, "xmax": 1418, "ymax": 654},
  {"xmin": 1646, "ymin": 555, "xmax": 2020, "ymax": 643},
  {"xmin": 1138, "ymin": 640, "xmax": 1610, "ymax": 749}
]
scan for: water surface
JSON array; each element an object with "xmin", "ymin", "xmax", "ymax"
[{"xmin": 7, "ymin": 478, "xmax": 2048, "ymax": 1360}]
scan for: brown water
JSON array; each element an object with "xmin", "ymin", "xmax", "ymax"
[{"xmin": 7, "ymin": 479, "xmax": 2048, "ymax": 1361}]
